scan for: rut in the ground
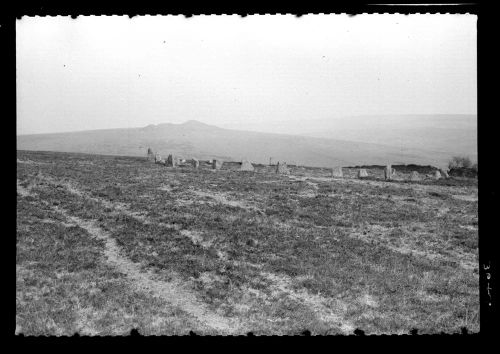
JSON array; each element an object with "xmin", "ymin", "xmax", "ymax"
[
  {"xmin": 39, "ymin": 175, "xmax": 151, "ymax": 223},
  {"xmin": 19, "ymin": 175, "xmax": 358, "ymax": 334},
  {"xmin": 60, "ymin": 211, "xmax": 242, "ymax": 334},
  {"xmin": 17, "ymin": 179, "xmax": 245, "ymax": 334},
  {"xmin": 258, "ymin": 271, "xmax": 355, "ymax": 334},
  {"xmin": 348, "ymin": 224, "xmax": 477, "ymax": 271}
]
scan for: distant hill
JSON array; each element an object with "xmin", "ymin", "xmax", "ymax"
[
  {"xmin": 16, "ymin": 119, "xmax": 471, "ymax": 168},
  {"xmin": 221, "ymin": 114, "xmax": 477, "ymax": 161}
]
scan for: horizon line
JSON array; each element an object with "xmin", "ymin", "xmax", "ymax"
[{"xmin": 17, "ymin": 112, "xmax": 478, "ymax": 136}]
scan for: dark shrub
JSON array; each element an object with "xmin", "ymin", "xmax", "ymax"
[
  {"xmin": 448, "ymin": 156, "xmax": 473, "ymax": 170},
  {"xmin": 449, "ymin": 167, "xmax": 477, "ymax": 178}
]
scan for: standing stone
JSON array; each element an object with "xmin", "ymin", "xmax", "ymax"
[
  {"xmin": 331, "ymin": 167, "xmax": 343, "ymax": 178},
  {"xmin": 147, "ymin": 148, "xmax": 155, "ymax": 162},
  {"xmin": 212, "ymin": 159, "xmax": 223, "ymax": 170},
  {"xmin": 409, "ymin": 171, "xmax": 420, "ymax": 181},
  {"xmin": 433, "ymin": 170, "xmax": 442, "ymax": 180},
  {"xmin": 358, "ymin": 169, "xmax": 368, "ymax": 178},
  {"xmin": 275, "ymin": 162, "xmax": 290, "ymax": 175},
  {"xmin": 440, "ymin": 169, "xmax": 449, "ymax": 178},
  {"xmin": 240, "ymin": 160, "xmax": 254, "ymax": 171},
  {"xmin": 392, "ymin": 168, "xmax": 396, "ymax": 176},
  {"xmin": 154, "ymin": 153, "xmax": 162, "ymax": 164},
  {"xmin": 191, "ymin": 158, "xmax": 199, "ymax": 169},
  {"xmin": 166, "ymin": 154, "xmax": 177, "ymax": 167},
  {"xmin": 384, "ymin": 165, "xmax": 392, "ymax": 180}
]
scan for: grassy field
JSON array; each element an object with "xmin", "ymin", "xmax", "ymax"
[{"xmin": 16, "ymin": 150, "xmax": 479, "ymax": 335}]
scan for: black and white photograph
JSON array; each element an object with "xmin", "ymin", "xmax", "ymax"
[{"xmin": 16, "ymin": 12, "xmax": 479, "ymax": 335}]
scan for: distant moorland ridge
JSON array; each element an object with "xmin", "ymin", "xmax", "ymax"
[{"xmin": 17, "ymin": 118, "xmax": 476, "ymax": 168}]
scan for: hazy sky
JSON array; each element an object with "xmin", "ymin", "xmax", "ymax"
[{"xmin": 17, "ymin": 14, "xmax": 477, "ymax": 135}]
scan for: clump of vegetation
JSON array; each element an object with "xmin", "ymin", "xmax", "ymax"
[
  {"xmin": 448, "ymin": 156, "xmax": 477, "ymax": 178},
  {"xmin": 448, "ymin": 156, "xmax": 475, "ymax": 170}
]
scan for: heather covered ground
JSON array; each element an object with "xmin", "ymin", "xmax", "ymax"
[{"xmin": 16, "ymin": 150, "xmax": 479, "ymax": 335}]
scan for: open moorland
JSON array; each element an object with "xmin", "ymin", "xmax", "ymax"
[
  {"xmin": 16, "ymin": 150, "xmax": 479, "ymax": 335},
  {"xmin": 17, "ymin": 119, "xmax": 474, "ymax": 168}
]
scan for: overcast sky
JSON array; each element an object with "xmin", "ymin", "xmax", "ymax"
[{"xmin": 17, "ymin": 14, "xmax": 477, "ymax": 135}]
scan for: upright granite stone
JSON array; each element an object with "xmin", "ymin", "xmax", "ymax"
[
  {"xmin": 331, "ymin": 167, "xmax": 343, "ymax": 178},
  {"xmin": 147, "ymin": 148, "xmax": 155, "ymax": 162},
  {"xmin": 191, "ymin": 158, "xmax": 200, "ymax": 169},
  {"xmin": 433, "ymin": 170, "xmax": 442, "ymax": 180},
  {"xmin": 154, "ymin": 153, "xmax": 163, "ymax": 164},
  {"xmin": 440, "ymin": 169, "xmax": 449, "ymax": 178},
  {"xmin": 166, "ymin": 154, "xmax": 178, "ymax": 167},
  {"xmin": 384, "ymin": 164, "xmax": 392, "ymax": 180},
  {"xmin": 212, "ymin": 159, "xmax": 223, "ymax": 170},
  {"xmin": 358, "ymin": 169, "xmax": 368, "ymax": 178},
  {"xmin": 409, "ymin": 171, "xmax": 420, "ymax": 181},
  {"xmin": 275, "ymin": 162, "xmax": 290, "ymax": 175},
  {"xmin": 240, "ymin": 160, "xmax": 255, "ymax": 171}
]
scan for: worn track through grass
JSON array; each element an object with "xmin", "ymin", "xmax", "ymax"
[
  {"xmin": 34, "ymin": 174, "xmax": 356, "ymax": 334},
  {"xmin": 17, "ymin": 181, "xmax": 245, "ymax": 335},
  {"xmin": 18, "ymin": 175, "xmax": 357, "ymax": 334},
  {"xmin": 17, "ymin": 151, "xmax": 479, "ymax": 335}
]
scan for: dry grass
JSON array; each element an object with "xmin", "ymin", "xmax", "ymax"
[{"xmin": 17, "ymin": 150, "xmax": 479, "ymax": 335}]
